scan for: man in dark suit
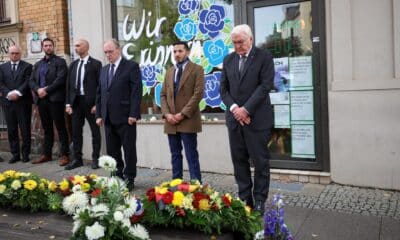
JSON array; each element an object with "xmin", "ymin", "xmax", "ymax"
[
  {"xmin": 160, "ymin": 41, "xmax": 204, "ymax": 182},
  {"xmin": 0, "ymin": 45, "xmax": 33, "ymax": 163},
  {"xmin": 220, "ymin": 24, "xmax": 275, "ymax": 214},
  {"xmin": 65, "ymin": 39, "xmax": 101, "ymax": 170},
  {"xmin": 96, "ymin": 39, "xmax": 142, "ymax": 190},
  {"xmin": 29, "ymin": 38, "xmax": 70, "ymax": 166}
]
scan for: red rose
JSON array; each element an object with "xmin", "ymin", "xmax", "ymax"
[
  {"xmin": 176, "ymin": 208, "xmax": 186, "ymax": 217},
  {"xmin": 146, "ymin": 188, "xmax": 156, "ymax": 201},
  {"xmin": 222, "ymin": 195, "xmax": 231, "ymax": 207},
  {"xmin": 193, "ymin": 192, "xmax": 209, "ymax": 209},
  {"xmin": 91, "ymin": 188, "xmax": 102, "ymax": 198},
  {"xmin": 177, "ymin": 183, "xmax": 190, "ymax": 192},
  {"xmin": 161, "ymin": 191, "xmax": 173, "ymax": 204}
]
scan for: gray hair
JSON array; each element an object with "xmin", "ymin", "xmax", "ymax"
[
  {"xmin": 104, "ymin": 38, "xmax": 120, "ymax": 49},
  {"xmin": 231, "ymin": 24, "xmax": 253, "ymax": 39}
]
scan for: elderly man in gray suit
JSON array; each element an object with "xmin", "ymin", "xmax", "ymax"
[{"xmin": 220, "ymin": 24, "xmax": 275, "ymax": 215}]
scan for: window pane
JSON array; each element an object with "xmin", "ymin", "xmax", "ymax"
[{"xmin": 115, "ymin": 0, "xmax": 234, "ymax": 115}]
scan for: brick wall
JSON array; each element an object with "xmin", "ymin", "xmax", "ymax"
[{"xmin": 18, "ymin": 0, "xmax": 70, "ymax": 55}]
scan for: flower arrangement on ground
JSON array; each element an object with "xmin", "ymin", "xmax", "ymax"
[
  {"xmin": 0, "ymin": 170, "xmax": 50, "ymax": 212},
  {"xmin": 142, "ymin": 179, "xmax": 263, "ymax": 239},
  {"xmin": 63, "ymin": 155, "xmax": 149, "ymax": 240},
  {"xmin": 255, "ymin": 194, "xmax": 293, "ymax": 240}
]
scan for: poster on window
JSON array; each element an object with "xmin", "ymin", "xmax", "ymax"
[
  {"xmin": 290, "ymin": 90, "xmax": 314, "ymax": 122},
  {"xmin": 289, "ymin": 56, "xmax": 313, "ymax": 88},
  {"xmin": 274, "ymin": 105, "xmax": 290, "ymax": 128},
  {"xmin": 291, "ymin": 124, "xmax": 315, "ymax": 158}
]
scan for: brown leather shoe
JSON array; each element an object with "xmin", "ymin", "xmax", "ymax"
[
  {"xmin": 59, "ymin": 155, "xmax": 70, "ymax": 166},
  {"xmin": 32, "ymin": 155, "xmax": 52, "ymax": 164}
]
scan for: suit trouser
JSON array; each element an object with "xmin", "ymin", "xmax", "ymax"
[
  {"xmin": 71, "ymin": 96, "xmax": 101, "ymax": 161},
  {"xmin": 105, "ymin": 122, "xmax": 137, "ymax": 180},
  {"xmin": 167, "ymin": 132, "xmax": 201, "ymax": 181},
  {"xmin": 227, "ymin": 126, "xmax": 271, "ymax": 205},
  {"xmin": 37, "ymin": 99, "xmax": 69, "ymax": 156},
  {"xmin": 4, "ymin": 101, "xmax": 32, "ymax": 158}
]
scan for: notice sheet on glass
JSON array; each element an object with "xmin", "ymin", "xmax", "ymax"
[{"xmin": 291, "ymin": 124, "xmax": 315, "ymax": 158}]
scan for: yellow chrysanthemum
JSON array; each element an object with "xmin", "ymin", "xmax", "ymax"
[
  {"xmin": 19, "ymin": 172, "xmax": 31, "ymax": 177},
  {"xmin": 0, "ymin": 184, "xmax": 6, "ymax": 194},
  {"xmin": 71, "ymin": 175, "xmax": 86, "ymax": 185},
  {"xmin": 11, "ymin": 180, "xmax": 21, "ymax": 190},
  {"xmin": 172, "ymin": 191, "xmax": 184, "ymax": 207},
  {"xmin": 170, "ymin": 179, "xmax": 183, "ymax": 187},
  {"xmin": 155, "ymin": 186, "xmax": 168, "ymax": 194},
  {"xmin": 48, "ymin": 181, "xmax": 58, "ymax": 192},
  {"xmin": 0, "ymin": 174, "xmax": 5, "ymax": 182},
  {"xmin": 59, "ymin": 179, "xmax": 70, "ymax": 191},
  {"xmin": 14, "ymin": 172, "xmax": 21, "ymax": 178},
  {"xmin": 23, "ymin": 180, "xmax": 38, "ymax": 191},
  {"xmin": 245, "ymin": 206, "xmax": 251, "ymax": 217},
  {"xmin": 89, "ymin": 174, "xmax": 98, "ymax": 179},
  {"xmin": 4, "ymin": 170, "xmax": 17, "ymax": 178},
  {"xmin": 198, "ymin": 199, "xmax": 211, "ymax": 211},
  {"xmin": 160, "ymin": 181, "xmax": 170, "ymax": 187},
  {"xmin": 81, "ymin": 183, "xmax": 91, "ymax": 192}
]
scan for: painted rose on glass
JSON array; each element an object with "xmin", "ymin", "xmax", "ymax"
[
  {"xmin": 174, "ymin": 18, "xmax": 198, "ymax": 41},
  {"xmin": 141, "ymin": 65, "xmax": 161, "ymax": 88},
  {"xmin": 203, "ymin": 39, "xmax": 229, "ymax": 67},
  {"xmin": 203, "ymin": 72, "xmax": 222, "ymax": 108},
  {"xmin": 178, "ymin": 0, "xmax": 200, "ymax": 15},
  {"xmin": 199, "ymin": 5, "xmax": 225, "ymax": 39}
]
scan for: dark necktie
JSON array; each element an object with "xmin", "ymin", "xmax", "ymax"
[
  {"xmin": 76, "ymin": 60, "xmax": 84, "ymax": 94},
  {"xmin": 239, "ymin": 55, "xmax": 247, "ymax": 77},
  {"xmin": 11, "ymin": 63, "xmax": 16, "ymax": 78},
  {"xmin": 107, "ymin": 64, "xmax": 115, "ymax": 87},
  {"xmin": 174, "ymin": 63, "xmax": 183, "ymax": 96}
]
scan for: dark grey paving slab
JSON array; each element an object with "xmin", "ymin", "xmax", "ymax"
[
  {"xmin": 284, "ymin": 206, "xmax": 313, "ymax": 235},
  {"xmin": 380, "ymin": 217, "xmax": 400, "ymax": 240},
  {"xmin": 295, "ymin": 209, "xmax": 381, "ymax": 240}
]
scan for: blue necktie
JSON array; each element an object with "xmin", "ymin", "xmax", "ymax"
[
  {"xmin": 107, "ymin": 64, "xmax": 115, "ymax": 87},
  {"xmin": 174, "ymin": 63, "xmax": 183, "ymax": 96}
]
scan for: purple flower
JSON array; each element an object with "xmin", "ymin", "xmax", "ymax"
[
  {"xmin": 198, "ymin": 5, "xmax": 225, "ymax": 39},
  {"xmin": 203, "ymin": 72, "xmax": 222, "ymax": 108},
  {"xmin": 178, "ymin": 0, "xmax": 200, "ymax": 15},
  {"xmin": 264, "ymin": 194, "xmax": 293, "ymax": 239}
]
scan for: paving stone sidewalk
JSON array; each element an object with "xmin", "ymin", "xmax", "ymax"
[{"xmin": 1, "ymin": 152, "xmax": 399, "ymax": 239}]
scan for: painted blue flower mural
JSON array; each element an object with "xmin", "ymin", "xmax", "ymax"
[
  {"xmin": 174, "ymin": 18, "xmax": 198, "ymax": 41},
  {"xmin": 141, "ymin": 65, "xmax": 161, "ymax": 88},
  {"xmin": 199, "ymin": 5, "xmax": 225, "ymax": 39},
  {"xmin": 203, "ymin": 72, "xmax": 222, "ymax": 108},
  {"xmin": 203, "ymin": 39, "xmax": 229, "ymax": 67},
  {"xmin": 154, "ymin": 83, "xmax": 163, "ymax": 107},
  {"xmin": 178, "ymin": 0, "xmax": 200, "ymax": 15}
]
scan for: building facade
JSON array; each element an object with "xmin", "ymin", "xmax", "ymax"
[{"xmin": 1, "ymin": 0, "xmax": 399, "ymax": 190}]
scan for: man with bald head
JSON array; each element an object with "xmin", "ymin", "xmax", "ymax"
[
  {"xmin": 0, "ymin": 45, "xmax": 33, "ymax": 163},
  {"xmin": 96, "ymin": 39, "xmax": 142, "ymax": 190},
  {"xmin": 65, "ymin": 39, "xmax": 102, "ymax": 170}
]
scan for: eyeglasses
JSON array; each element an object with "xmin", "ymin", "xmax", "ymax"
[{"xmin": 232, "ymin": 38, "xmax": 249, "ymax": 46}]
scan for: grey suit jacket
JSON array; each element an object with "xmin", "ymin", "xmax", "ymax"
[{"xmin": 220, "ymin": 46, "xmax": 274, "ymax": 130}]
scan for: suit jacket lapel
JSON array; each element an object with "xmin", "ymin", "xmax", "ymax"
[
  {"xmin": 239, "ymin": 47, "xmax": 256, "ymax": 83},
  {"xmin": 177, "ymin": 61, "xmax": 193, "ymax": 92},
  {"xmin": 108, "ymin": 59, "xmax": 123, "ymax": 89}
]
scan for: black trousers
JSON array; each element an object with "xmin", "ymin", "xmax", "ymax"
[
  {"xmin": 105, "ymin": 121, "xmax": 137, "ymax": 180},
  {"xmin": 227, "ymin": 126, "xmax": 271, "ymax": 205},
  {"xmin": 37, "ymin": 99, "xmax": 69, "ymax": 156},
  {"xmin": 4, "ymin": 101, "xmax": 32, "ymax": 158},
  {"xmin": 71, "ymin": 96, "xmax": 101, "ymax": 161}
]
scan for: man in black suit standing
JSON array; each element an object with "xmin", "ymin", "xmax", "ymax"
[
  {"xmin": 0, "ymin": 45, "xmax": 33, "ymax": 163},
  {"xmin": 96, "ymin": 39, "xmax": 142, "ymax": 190},
  {"xmin": 220, "ymin": 24, "xmax": 275, "ymax": 214},
  {"xmin": 29, "ymin": 38, "xmax": 70, "ymax": 166},
  {"xmin": 65, "ymin": 39, "xmax": 102, "ymax": 170}
]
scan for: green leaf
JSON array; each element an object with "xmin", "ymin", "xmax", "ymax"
[{"xmin": 199, "ymin": 99, "xmax": 206, "ymax": 111}]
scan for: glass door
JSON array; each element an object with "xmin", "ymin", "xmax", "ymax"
[{"xmin": 247, "ymin": 0, "xmax": 328, "ymax": 171}]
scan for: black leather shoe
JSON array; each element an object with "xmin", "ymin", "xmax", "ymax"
[
  {"xmin": 22, "ymin": 157, "xmax": 30, "ymax": 163},
  {"xmin": 127, "ymin": 180, "xmax": 135, "ymax": 191},
  {"xmin": 8, "ymin": 156, "xmax": 20, "ymax": 164},
  {"xmin": 65, "ymin": 159, "xmax": 83, "ymax": 170},
  {"xmin": 91, "ymin": 161, "xmax": 99, "ymax": 169},
  {"xmin": 254, "ymin": 201, "xmax": 265, "ymax": 215}
]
